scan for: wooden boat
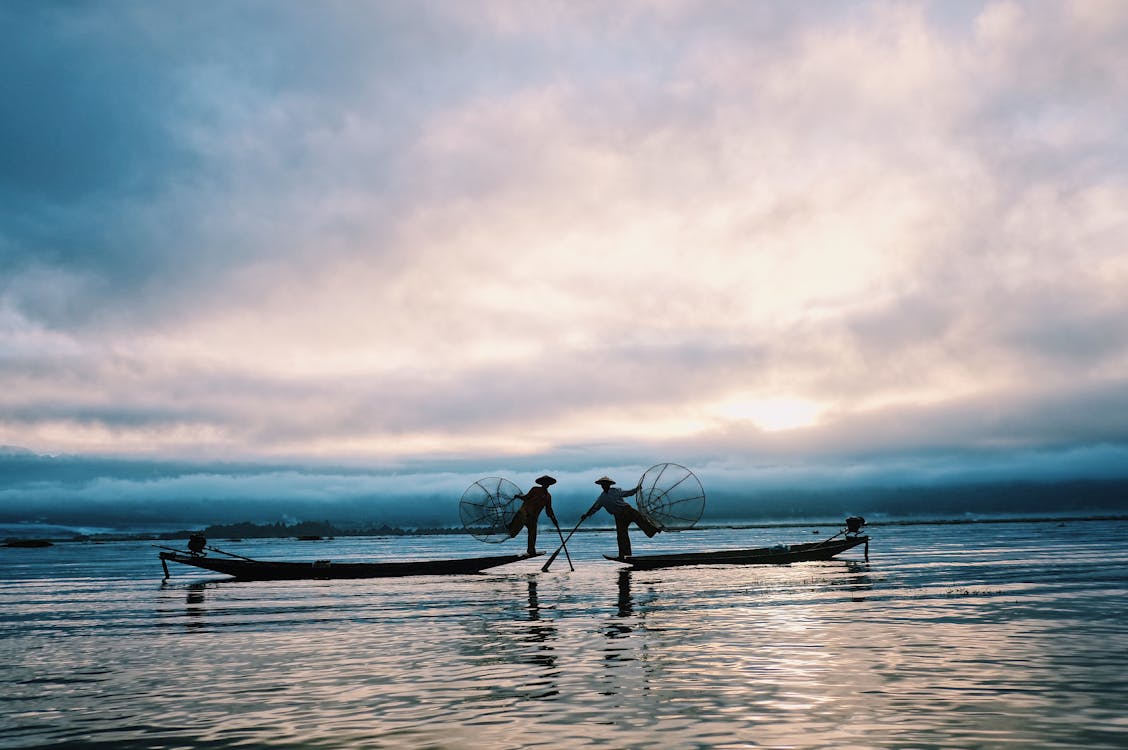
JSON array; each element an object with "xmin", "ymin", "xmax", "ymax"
[
  {"xmin": 603, "ymin": 535, "xmax": 869, "ymax": 570},
  {"xmin": 158, "ymin": 547, "xmax": 540, "ymax": 581}
]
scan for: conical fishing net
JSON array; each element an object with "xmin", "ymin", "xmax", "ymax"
[
  {"xmin": 637, "ymin": 463, "xmax": 705, "ymax": 531},
  {"xmin": 459, "ymin": 477, "xmax": 522, "ymax": 543}
]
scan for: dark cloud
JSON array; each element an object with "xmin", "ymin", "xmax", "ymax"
[
  {"xmin": 0, "ymin": 5, "xmax": 192, "ymax": 203},
  {"xmin": 0, "ymin": 2, "xmax": 481, "ymax": 329}
]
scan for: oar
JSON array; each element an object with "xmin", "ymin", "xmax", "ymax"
[
  {"xmin": 551, "ymin": 518, "xmax": 574, "ymax": 571},
  {"xmin": 543, "ymin": 515, "xmax": 587, "ymax": 572},
  {"xmin": 205, "ymin": 545, "xmax": 257, "ymax": 561}
]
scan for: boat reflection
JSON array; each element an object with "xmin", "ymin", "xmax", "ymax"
[
  {"xmin": 155, "ymin": 579, "xmax": 232, "ymax": 631},
  {"xmin": 183, "ymin": 582, "xmax": 208, "ymax": 629},
  {"xmin": 836, "ymin": 560, "xmax": 874, "ymax": 601}
]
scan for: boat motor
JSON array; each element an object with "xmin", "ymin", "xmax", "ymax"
[
  {"xmin": 187, "ymin": 533, "xmax": 207, "ymax": 555},
  {"xmin": 845, "ymin": 516, "xmax": 866, "ymax": 535}
]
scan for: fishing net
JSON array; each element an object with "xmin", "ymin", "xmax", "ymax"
[
  {"xmin": 459, "ymin": 477, "xmax": 522, "ymax": 543},
  {"xmin": 636, "ymin": 463, "xmax": 706, "ymax": 531}
]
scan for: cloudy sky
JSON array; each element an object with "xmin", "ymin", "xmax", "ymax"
[{"xmin": 2, "ymin": 1, "xmax": 1127, "ymax": 526}]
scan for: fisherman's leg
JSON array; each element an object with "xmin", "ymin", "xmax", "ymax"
[
  {"xmin": 614, "ymin": 513, "xmax": 632, "ymax": 558},
  {"xmin": 628, "ymin": 507, "xmax": 660, "ymax": 537},
  {"xmin": 507, "ymin": 508, "xmax": 527, "ymax": 538},
  {"xmin": 526, "ymin": 519, "xmax": 538, "ymax": 555}
]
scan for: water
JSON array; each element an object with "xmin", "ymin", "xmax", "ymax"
[{"xmin": 2, "ymin": 519, "xmax": 1127, "ymax": 749}]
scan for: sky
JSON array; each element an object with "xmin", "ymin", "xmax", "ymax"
[{"xmin": 2, "ymin": 1, "xmax": 1128, "ymax": 529}]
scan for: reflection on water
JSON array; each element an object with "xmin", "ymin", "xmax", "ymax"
[
  {"xmin": 836, "ymin": 560, "xmax": 873, "ymax": 601},
  {"xmin": 616, "ymin": 569, "xmax": 633, "ymax": 618},
  {"xmin": 184, "ymin": 582, "xmax": 207, "ymax": 629},
  {"xmin": 521, "ymin": 577, "xmax": 558, "ymax": 696},
  {"xmin": 602, "ymin": 571, "xmax": 635, "ymax": 668},
  {"xmin": 1, "ymin": 520, "xmax": 1127, "ymax": 749}
]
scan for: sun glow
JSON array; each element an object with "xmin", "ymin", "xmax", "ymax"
[{"xmin": 710, "ymin": 397, "xmax": 824, "ymax": 432}]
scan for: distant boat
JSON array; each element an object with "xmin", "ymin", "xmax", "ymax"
[
  {"xmin": 3, "ymin": 539, "xmax": 54, "ymax": 548},
  {"xmin": 157, "ymin": 542, "xmax": 538, "ymax": 581},
  {"xmin": 604, "ymin": 517, "xmax": 870, "ymax": 570}
]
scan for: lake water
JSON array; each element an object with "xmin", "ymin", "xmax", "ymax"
[{"xmin": 2, "ymin": 518, "xmax": 1127, "ymax": 749}]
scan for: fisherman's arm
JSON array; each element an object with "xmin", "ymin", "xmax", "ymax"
[{"xmin": 581, "ymin": 499, "xmax": 602, "ymax": 520}]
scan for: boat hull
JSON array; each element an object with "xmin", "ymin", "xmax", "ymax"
[
  {"xmin": 605, "ymin": 535, "xmax": 869, "ymax": 569},
  {"xmin": 160, "ymin": 550, "xmax": 539, "ymax": 580}
]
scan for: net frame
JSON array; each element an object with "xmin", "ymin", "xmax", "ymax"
[
  {"xmin": 459, "ymin": 477, "xmax": 522, "ymax": 543},
  {"xmin": 636, "ymin": 462, "xmax": 705, "ymax": 531}
]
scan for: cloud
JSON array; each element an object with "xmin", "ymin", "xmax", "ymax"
[{"xmin": 1, "ymin": 1, "xmax": 1127, "ymax": 513}]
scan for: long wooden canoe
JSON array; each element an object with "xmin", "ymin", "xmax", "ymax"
[
  {"xmin": 159, "ymin": 549, "xmax": 540, "ymax": 580},
  {"xmin": 604, "ymin": 535, "xmax": 869, "ymax": 570}
]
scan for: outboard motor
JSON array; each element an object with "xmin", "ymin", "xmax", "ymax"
[
  {"xmin": 845, "ymin": 516, "xmax": 866, "ymax": 535},
  {"xmin": 187, "ymin": 533, "xmax": 207, "ymax": 555}
]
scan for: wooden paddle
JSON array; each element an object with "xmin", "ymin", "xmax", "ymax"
[
  {"xmin": 543, "ymin": 515, "xmax": 587, "ymax": 572},
  {"xmin": 551, "ymin": 518, "xmax": 574, "ymax": 571}
]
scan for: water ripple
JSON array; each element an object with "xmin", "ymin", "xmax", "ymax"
[{"xmin": 2, "ymin": 520, "xmax": 1127, "ymax": 749}]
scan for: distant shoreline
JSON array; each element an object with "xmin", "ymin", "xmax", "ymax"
[
  {"xmin": 704, "ymin": 514, "xmax": 1128, "ymax": 529},
  {"xmin": 4, "ymin": 513, "xmax": 1125, "ymax": 545}
]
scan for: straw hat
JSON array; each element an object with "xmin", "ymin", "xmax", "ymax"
[
  {"xmin": 535, "ymin": 475, "xmax": 557, "ymax": 486},
  {"xmin": 594, "ymin": 476, "xmax": 615, "ymax": 485}
]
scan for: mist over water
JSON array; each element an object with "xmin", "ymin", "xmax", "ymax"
[
  {"xmin": 2, "ymin": 519, "xmax": 1127, "ymax": 749},
  {"xmin": 5, "ymin": 449, "xmax": 1128, "ymax": 536}
]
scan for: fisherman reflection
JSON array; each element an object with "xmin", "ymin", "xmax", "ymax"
[
  {"xmin": 604, "ymin": 569, "xmax": 634, "ymax": 641},
  {"xmin": 524, "ymin": 578, "xmax": 558, "ymax": 651},
  {"xmin": 599, "ymin": 570, "xmax": 652, "ymax": 699},
  {"xmin": 521, "ymin": 577, "xmax": 560, "ymax": 699},
  {"xmin": 616, "ymin": 569, "xmax": 634, "ymax": 618}
]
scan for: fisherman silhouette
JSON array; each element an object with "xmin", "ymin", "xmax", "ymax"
[
  {"xmin": 581, "ymin": 476, "xmax": 660, "ymax": 558},
  {"xmin": 509, "ymin": 475, "xmax": 559, "ymax": 555}
]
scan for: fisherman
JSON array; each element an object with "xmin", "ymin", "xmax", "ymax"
[
  {"xmin": 509, "ymin": 475, "xmax": 559, "ymax": 556},
  {"xmin": 581, "ymin": 476, "xmax": 660, "ymax": 559}
]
